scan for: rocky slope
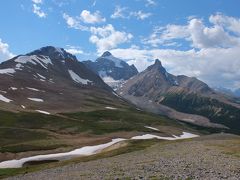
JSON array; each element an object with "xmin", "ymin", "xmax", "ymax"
[
  {"xmin": 0, "ymin": 46, "xmax": 125, "ymax": 113},
  {"xmin": 118, "ymin": 59, "xmax": 240, "ymax": 134},
  {"xmin": 83, "ymin": 51, "xmax": 138, "ymax": 89}
]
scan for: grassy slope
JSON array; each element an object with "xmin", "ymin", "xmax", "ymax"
[
  {"xmin": 0, "ymin": 107, "xmax": 189, "ymax": 153},
  {"xmin": 161, "ymin": 93, "xmax": 240, "ymax": 134}
]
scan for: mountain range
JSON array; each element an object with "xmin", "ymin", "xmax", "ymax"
[
  {"xmin": 0, "ymin": 46, "xmax": 239, "ymax": 135},
  {"xmin": 0, "ymin": 46, "xmax": 126, "ymax": 114}
]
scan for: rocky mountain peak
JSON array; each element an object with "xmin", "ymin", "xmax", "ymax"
[
  {"xmin": 101, "ymin": 51, "xmax": 112, "ymax": 57},
  {"xmin": 27, "ymin": 46, "xmax": 77, "ymax": 61},
  {"xmin": 147, "ymin": 59, "xmax": 166, "ymax": 74}
]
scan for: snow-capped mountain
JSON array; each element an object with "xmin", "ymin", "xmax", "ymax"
[
  {"xmin": 118, "ymin": 59, "xmax": 240, "ymax": 134},
  {"xmin": 83, "ymin": 51, "xmax": 138, "ymax": 90},
  {"xmin": 0, "ymin": 46, "xmax": 124, "ymax": 113}
]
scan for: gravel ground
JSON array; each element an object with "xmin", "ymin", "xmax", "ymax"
[{"xmin": 6, "ymin": 134, "xmax": 240, "ymax": 180}]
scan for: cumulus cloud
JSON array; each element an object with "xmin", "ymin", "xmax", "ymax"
[
  {"xmin": 65, "ymin": 45, "xmax": 84, "ymax": 55},
  {"xmin": 144, "ymin": 14, "xmax": 240, "ymax": 48},
  {"xmin": 110, "ymin": 14, "xmax": 240, "ymax": 90},
  {"xmin": 0, "ymin": 39, "xmax": 15, "ymax": 62},
  {"xmin": 32, "ymin": 4, "xmax": 47, "ymax": 18},
  {"xmin": 80, "ymin": 10, "xmax": 105, "ymax": 24},
  {"xmin": 209, "ymin": 13, "xmax": 240, "ymax": 35},
  {"xmin": 63, "ymin": 13, "xmax": 88, "ymax": 31},
  {"xmin": 89, "ymin": 24, "xmax": 133, "ymax": 53}
]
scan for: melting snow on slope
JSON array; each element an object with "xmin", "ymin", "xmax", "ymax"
[
  {"xmin": 0, "ymin": 68, "xmax": 16, "ymax": 75},
  {"xmin": 131, "ymin": 132, "xmax": 199, "ymax": 140},
  {"xmin": 144, "ymin": 126, "xmax": 160, "ymax": 131},
  {"xmin": 0, "ymin": 131, "xmax": 199, "ymax": 169},
  {"xmin": 27, "ymin": 98, "xmax": 44, "ymax": 102},
  {"xmin": 0, "ymin": 94, "xmax": 12, "ymax": 103},
  {"xmin": 9, "ymin": 87, "xmax": 17, "ymax": 90},
  {"xmin": 21, "ymin": 105, "xmax": 26, "ymax": 109},
  {"xmin": 35, "ymin": 110, "xmax": 50, "ymax": 115},
  {"xmin": 68, "ymin": 70, "xmax": 92, "ymax": 85},
  {"xmin": 0, "ymin": 138, "xmax": 125, "ymax": 168},
  {"xmin": 105, "ymin": 106, "xmax": 117, "ymax": 110},
  {"xmin": 15, "ymin": 55, "xmax": 52, "ymax": 70},
  {"xmin": 26, "ymin": 87, "xmax": 40, "ymax": 92}
]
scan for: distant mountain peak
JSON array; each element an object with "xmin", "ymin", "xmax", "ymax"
[
  {"xmin": 101, "ymin": 51, "xmax": 112, "ymax": 57},
  {"xmin": 27, "ymin": 46, "xmax": 77, "ymax": 61},
  {"xmin": 147, "ymin": 59, "xmax": 166, "ymax": 74}
]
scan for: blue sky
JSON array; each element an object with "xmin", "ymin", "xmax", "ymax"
[{"xmin": 0, "ymin": 0, "xmax": 240, "ymax": 90}]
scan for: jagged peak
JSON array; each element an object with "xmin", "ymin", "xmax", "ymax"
[
  {"xmin": 147, "ymin": 59, "xmax": 166, "ymax": 73},
  {"xmin": 101, "ymin": 51, "xmax": 112, "ymax": 57}
]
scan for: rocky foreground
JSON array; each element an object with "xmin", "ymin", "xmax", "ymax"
[{"xmin": 6, "ymin": 134, "xmax": 240, "ymax": 180}]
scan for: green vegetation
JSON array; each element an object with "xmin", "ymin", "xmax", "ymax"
[
  {"xmin": 0, "ymin": 108, "xmax": 184, "ymax": 153},
  {"xmin": 161, "ymin": 93, "xmax": 240, "ymax": 134}
]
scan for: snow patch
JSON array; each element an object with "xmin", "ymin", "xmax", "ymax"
[
  {"xmin": 36, "ymin": 73, "xmax": 46, "ymax": 80},
  {"xmin": 27, "ymin": 98, "xmax": 44, "ymax": 102},
  {"xmin": 26, "ymin": 87, "xmax": 40, "ymax": 92},
  {"xmin": 21, "ymin": 105, "xmax": 26, "ymax": 109},
  {"xmin": 0, "ymin": 90, "xmax": 7, "ymax": 94},
  {"xmin": 35, "ymin": 110, "xmax": 50, "ymax": 115},
  {"xmin": 144, "ymin": 126, "xmax": 160, "ymax": 131},
  {"xmin": 0, "ymin": 94, "xmax": 12, "ymax": 103},
  {"xmin": 0, "ymin": 68, "xmax": 16, "ymax": 75},
  {"xmin": 15, "ymin": 55, "xmax": 52, "ymax": 70},
  {"xmin": 105, "ymin": 106, "xmax": 117, "ymax": 110},
  {"xmin": 68, "ymin": 70, "xmax": 92, "ymax": 85},
  {"xmin": 131, "ymin": 132, "xmax": 199, "ymax": 140},
  {"xmin": 9, "ymin": 87, "xmax": 17, "ymax": 91},
  {"xmin": 0, "ymin": 138, "xmax": 125, "ymax": 168}
]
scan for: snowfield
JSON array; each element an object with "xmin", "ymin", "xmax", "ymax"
[
  {"xmin": 131, "ymin": 132, "xmax": 199, "ymax": 140},
  {"xmin": 68, "ymin": 70, "xmax": 92, "ymax": 85},
  {"xmin": 0, "ymin": 94, "xmax": 12, "ymax": 103},
  {"xmin": 0, "ymin": 138, "xmax": 125, "ymax": 168},
  {"xmin": 15, "ymin": 55, "xmax": 52, "ymax": 70},
  {"xmin": 0, "ymin": 132, "xmax": 199, "ymax": 169},
  {"xmin": 0, "ymin": 68, "xmax": 16, "ymax": 75}
]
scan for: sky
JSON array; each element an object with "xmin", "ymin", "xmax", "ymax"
[{"xmin": 0, "ymin": 0, "xmax": 240, "ymax": 90}]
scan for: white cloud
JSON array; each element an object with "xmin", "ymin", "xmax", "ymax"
[
  {"xmin": 110, "ymin": 46, "xmax": 240, "ymax": 90},
  {"xmin": 111, "ymin": 6, "xmax": 128, "ymax": 19},
  {"xmin": 0, "ymin": 39, "xmax": 15, "ymax": 62},
  {"xmin": 63, "ymin": 13, "xmax": 88, "ymax": 31},
  {"xmin": 111, "ymin": 6, "xmax": 151, "ymax": 20},
  {"xmin": 144, "ymin": 14, "xmax": 240, "ymax": 48},
  {"xmin": 80, "ymin": 10, "xmax": 105, "ymax": 24},
  {"xmin": 65, "ymin": 46, "xmax": 84, "ymax": 55},
  {"xmin": 33, "ymin": 4, "xmax": 47, "ymax": 18},
  {"xmin": 130, "ymin": 11, "xmax": 152, "ymax": 20},
  {"xmin": 145, "ymin": 0, "xmax": 157, "ymax": 6},
  {"xmin": 209, "ymin": 13, "xmax": 240, "ymax": 35},
  {"xmin": 89, "ymin": 24, "xmax": 133, "ymax": 53},
  {"xmin": 32, "ymin": 0, "xmax": 42, "ymax": 4}
]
